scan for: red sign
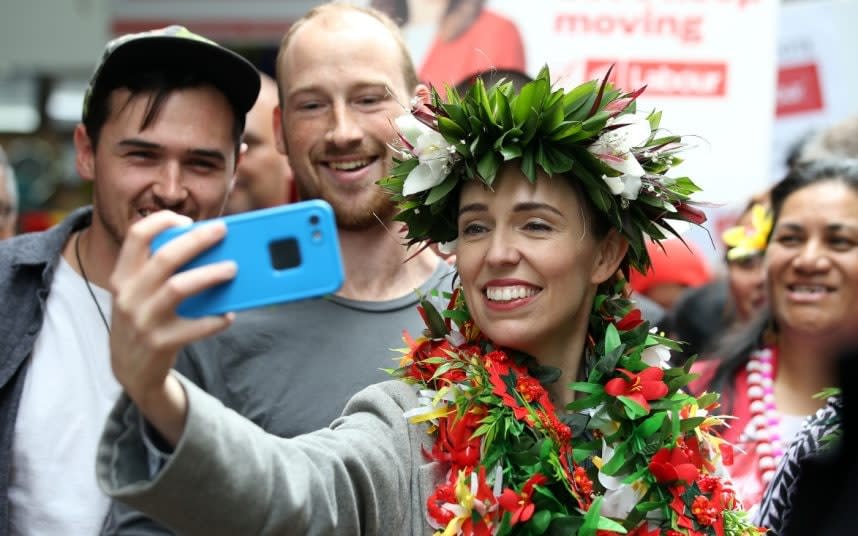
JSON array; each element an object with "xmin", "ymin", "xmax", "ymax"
[
  {"xmin": 585, "ymin": 60, "xmax": 728, "ymax": 97},
  {"xmin": 776, "ymin": 63, "xmax": 824, "ymax": 117}
]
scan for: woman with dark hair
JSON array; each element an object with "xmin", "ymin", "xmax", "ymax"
[
  {"xmin": 693, "ymin": 159, "xmax": 858, "ymax": 511},
  {"xmin": 96, "ymin": 70, "xmax": 761, "ymax": 534}
]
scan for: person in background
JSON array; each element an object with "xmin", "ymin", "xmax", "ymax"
[
  {"xmin": 750, "ymin": 116, "xmax": 858, "ymax": 534},
  {"xmin": 100, "ymin": 4, "xmax": 453, "ymax": 533},
  {"xmin": 628, "ymin": 238, "xmax": 713, "ymax": 310},
  {"xmin": 372, "ymin": 0, "xmax": 525, "ymax": 90},
  {"xmin": 0, "ymin": 145, "xmax": 18, "ymax": 239},
  {"xmin": 765, "ymin": 345, "xmax": 858, "ymax": 536},
  {"xmin": 692, "ymin": 159, "xmax": 858, "ymax": 512},
  {"xmin": 0, "ymin": 26, "xmax": 260, "ymax": 534},
  {"xmin": 224, "ymin": 73, "xmax": 294, "ymax": 214},
  {"xmin": 794, "ymin": 114, "xmax": 858, "ymax": 163},
  {"xmin": 720, "ymin": 198, "xmax": 771, "ymax": 324},
  {"xmin": 664, "ymin": 195, "xmax": 771, "ymax": 364},
  {"xmin": 671, "ymin": 115, "xmax": 858, "ymax": 368}
]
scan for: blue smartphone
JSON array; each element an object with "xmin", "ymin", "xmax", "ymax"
[{"xmin": 150, "ymin": 200, "xmax": 344, "ymax": 318}]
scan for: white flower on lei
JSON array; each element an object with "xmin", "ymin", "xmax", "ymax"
[
  {"xmin": 588, "ymin": 114, "xmax": 652, "ymax": 200},
  {"xmin": 582, "ymin": 403, "xmax": 619, "ymax": 436},
  {"xmin": 641, "ymin": 342, "xmax": 672, "ymax": 369},
  {"xmin": 395, "ymin": 114, "xmax": 456, "ymax": 196},
  {"xmin": 596, "ymin": 441, "xmax": 649, "ymax": 519}
]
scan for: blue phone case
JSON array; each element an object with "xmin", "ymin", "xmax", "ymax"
[{"xmin": 150, "ymin": 200, "xmax": 344, "ymax": 318}]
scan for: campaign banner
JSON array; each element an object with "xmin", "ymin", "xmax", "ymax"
[
  {"xmin": 486, "ymin": 0, "xmax": 779, "ymax": 209},
  {"xmin": 368, "ymin": 0, "xmax": 777, "ymax": 209}
]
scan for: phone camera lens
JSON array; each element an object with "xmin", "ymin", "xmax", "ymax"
[{"xmin": 309, "ymin": 215, "xmax": 320, "ymax": 226}]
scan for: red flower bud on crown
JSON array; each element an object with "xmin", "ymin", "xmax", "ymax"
[{"xmin": 616, "ymin": 309, "xmax": 644, "ymax": 331}]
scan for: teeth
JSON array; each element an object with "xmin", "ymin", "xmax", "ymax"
[
  {"xmin": 485, "ymin": 285, "xmax": 538, "ymax": 302},
  {"xmin": 329, "ymin": 159, "xmax": 369, "ymax": 171},
  {"xmin": 791, "ymin": 285, "xmax": 827, "ymax": 293}
]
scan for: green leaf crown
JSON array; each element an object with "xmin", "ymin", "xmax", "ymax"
[{"xmin": 379, "ymin": 66, "xmax": 707, "ymax": 271}]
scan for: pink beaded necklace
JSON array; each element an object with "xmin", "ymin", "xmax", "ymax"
[{"xmin": 740, "ymin": 346, "xmax": 782, "ymax": 484}]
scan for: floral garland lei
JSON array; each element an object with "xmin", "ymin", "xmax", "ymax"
[{"xmin": 389, "ymin": 285, "xmax": 764, "ymax": 536}]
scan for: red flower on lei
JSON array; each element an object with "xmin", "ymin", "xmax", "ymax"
[
  {"xmin": 431, "ymin": 407, "xmax": 484, "ymax": 471},
  {"xmin": 649, "ymin": 445, "xmax": 700, "ymax": 485},
  {"xmin": 427, "ymin": 483, "xmax": 457, "ymax": 526},
  {"xmin": 486, "ymin": 351, "xmax": 541, "ymax": 423},
  {"xmin": 460, "ymin": 467, "xmax": 498, "ymax": 536},
  {"xmin": 604, "ymin": 367, "xmax": 669, "ymax": 413},
  {"xmin": 498, "ymin": 473, "xmax": 548, "ymax": 525}
]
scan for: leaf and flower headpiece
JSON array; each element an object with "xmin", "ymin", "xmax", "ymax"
[{"xmin": 379, "ymin": 66, "xmax": 707, "ymax": 271}]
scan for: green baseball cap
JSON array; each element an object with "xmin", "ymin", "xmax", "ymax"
[{"xmin": 82, "ymin": 25, "xmax": 260, "ymax": 123}]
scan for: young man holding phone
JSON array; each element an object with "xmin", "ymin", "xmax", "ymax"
[
  {"xmin": 0, "ymin": 27, "xmax": 260, "ymax": 534},
  {"xmin": 100, "ymin": 4, "xmax": 454, "ymax": 533}
]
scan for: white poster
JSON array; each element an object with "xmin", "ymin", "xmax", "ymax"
[{"xmin": 488, "ymin": 0, "xmax": 779, "ymax": 209}]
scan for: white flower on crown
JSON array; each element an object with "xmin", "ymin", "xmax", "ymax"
[
  {"xmin": 588, "ymin": 114, "xmax": 652, "ymax": 201},
  {"xmin": 395, "ymin": 114, "xmax": 456, "ymax": 196},
  {"xmin": 438, "ymin": 239, "xmax": 458, "ymax": 255}
]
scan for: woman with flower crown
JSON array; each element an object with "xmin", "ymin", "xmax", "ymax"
[{"xmin": 98, "ymin": 68, "xmax": 762, "ymax": 535}]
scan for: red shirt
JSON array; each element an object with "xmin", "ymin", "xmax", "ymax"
[{"xmin": 418, "ymin": 10, "xmax": 526, "ymax": 90}]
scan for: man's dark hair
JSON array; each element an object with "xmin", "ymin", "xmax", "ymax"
[{"xmin": 83, "ymin": 67, "xmax": 245, "ymax": 162}]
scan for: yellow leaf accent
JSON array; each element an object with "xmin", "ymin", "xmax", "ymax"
[{"xmin": 407, "ymin": 406, "xmax": 451, "ymax": 424}]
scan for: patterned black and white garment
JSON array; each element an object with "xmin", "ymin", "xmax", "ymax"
[{"xmin": 754, "ymin": 396, "xmax": 843, "ymax": 534}]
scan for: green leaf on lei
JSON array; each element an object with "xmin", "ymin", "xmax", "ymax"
[
  {"xmin": 419, "ymin": 297, "xmax": 448, "ymax": 338},
  {"xmin": 618, "ymin": 395, "xmax": 649, "ymax": 419}
]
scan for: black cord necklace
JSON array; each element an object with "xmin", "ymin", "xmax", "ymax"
[{"xmin": 74, "ymin": 231, "xmax": 111, "ymax": 333}]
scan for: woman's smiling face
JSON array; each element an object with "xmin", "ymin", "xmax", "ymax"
[
  {"xmin": 767, "ymin": 179, "xmax": 858, "ymax": 344},
  {"xmin": 455, "ymin": 164, "xmax": 623, "ymax": 361}
]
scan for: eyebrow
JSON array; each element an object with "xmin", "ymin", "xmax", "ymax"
[
  {"xmin": 118, "ymin": 139, "xmax": 226, "ymax": 163},
  {"xmin": 458, "ymin": 201, "xmax": 564, "ymax": 217},
  {"xmin": 118, "ymin": 139, "xmax": 160, "ymax": 151},
  {"xmin": 827, "ymin": 223, "xmax": 858, "ymax": 234},
  {"xmin": 776, "ymin": 222, "xmax": 858, "ymax": 233},
  {"xmin": 287, "ymin": 82, "xmax": 391, "ymax": 101}
]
